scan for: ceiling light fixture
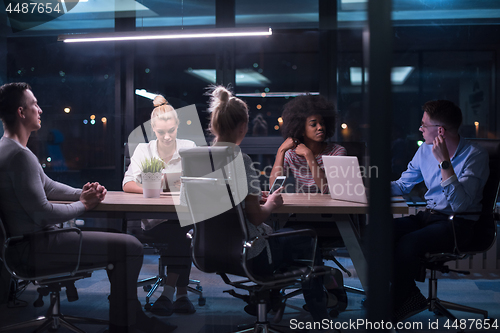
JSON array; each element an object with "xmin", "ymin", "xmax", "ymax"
[
  {"xmin": 350, "ymin": 66, "xmax": 414, "ymax": 85},
  {"xmin": 58, "ymin": 27, "xmax": 272, "ymax": 43},
  {"xmin": 135, "ymin": 89, "xmax": 158, "ymax": 100},
  {"xmin": 236, "ymin": 92, "xmax": 319, "ymax": 98}
]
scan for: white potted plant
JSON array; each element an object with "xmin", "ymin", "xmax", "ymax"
[{"xmin": 140, "ymin": 157, "xmax": 165, "ymax": 198}]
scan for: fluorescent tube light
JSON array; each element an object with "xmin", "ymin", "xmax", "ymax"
[
  {"xmin": 58, "ymin": 27, "xmax": 272, "ymax": 43},
  {"xmin": 236, "ymin": 92, "xmax": 319, "ymax": 98},
  {"xmin": 350, "ymin": 66, "xmax": 414, "ymax": 85},
  {"xmin": 185, "ymin": 69, "xmax": 271, "ymax": 87},
  {"xmin": 135, "ymin": 89, "xmax": 157, "ymax": 100}
]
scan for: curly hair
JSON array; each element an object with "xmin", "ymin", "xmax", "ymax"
[
  {"xmin": 422, "ymin": 100, "xmax": 462, "ymax": 132},
  {"xmin": 280, "ymin": 94, "xmax": 337, "ymax": 142}
]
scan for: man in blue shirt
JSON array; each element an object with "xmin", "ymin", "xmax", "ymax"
[{"xmin": 390, "ymin": 100, "xmax": 489, "ymax": 322}]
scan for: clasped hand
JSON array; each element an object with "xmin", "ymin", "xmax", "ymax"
[{"xmin": 80, "ymin": 182, "xmax": 107, "ymax": 210}]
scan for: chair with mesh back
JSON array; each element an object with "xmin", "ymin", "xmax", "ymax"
[
  {"xmin": 180, "ymin": 145, "xmax": 333, "ymax": 332},
  {"xmin": 0, "ymin": 217, "xmax": 108, "ymax": 333}
]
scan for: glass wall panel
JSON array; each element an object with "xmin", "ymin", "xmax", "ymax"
[
  {"xmin": 136, "ymin": 0, "xmax": 216, "ymax": 29},
  {"xmin": 134, "ymin": 39, "xmax": 217, "ymax": 133},
  {"xmin": 5, "ymin": 36, "xmax": 116, "ymax": 189},
  {"xmin": 235, "ymin": 0, "xmax": 318, "ymax": 29}
]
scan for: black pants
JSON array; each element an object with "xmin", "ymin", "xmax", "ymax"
[
  {"xmin": 391, "ymin": 210, "xmax": 474, "ymax": 306},
  {"xmin": 142, "ymin": 221, "xmax": 192, "ymax": 287}
]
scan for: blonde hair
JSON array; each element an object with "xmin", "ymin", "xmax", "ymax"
[
  {"xmin": 151, "ymin": 95, "xmax": 178, "ymax": 129},
  {"xmin": 207, "ymin": 86, "xmax": 248, "ymax": 139}
]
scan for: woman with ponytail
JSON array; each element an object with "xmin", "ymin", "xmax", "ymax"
[
  {"xmin": 206, "ymin": 86, "xmax": 333, "ymax": 325},
  {"xmin": 123, "ymin": 95, "xmax": 197, "ymax": 317}
]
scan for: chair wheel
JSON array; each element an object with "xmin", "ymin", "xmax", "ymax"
[
  {"xmin": 144, "ymin": 302, "xmax": 153, "ymax": 311},
  {"xmin": 143, "ymin": 285, "xmax": 152, "ymax": 292},
  {"xmin": 198, "ymin": 297, "xmax": 206, "ymax": 306}
]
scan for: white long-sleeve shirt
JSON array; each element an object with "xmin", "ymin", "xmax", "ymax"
[{"xmin": 122, "ymin": 138, "xmax": 196, "ymax": 189}]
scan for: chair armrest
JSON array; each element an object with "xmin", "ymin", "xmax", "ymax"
[{"xmin": 3, "ymin": 227, "xmax": 84, "ymax": 280}]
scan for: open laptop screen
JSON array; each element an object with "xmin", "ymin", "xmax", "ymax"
[{"xmin": 322, "ymin": 155, "xmax": 368, "ymax": 204}]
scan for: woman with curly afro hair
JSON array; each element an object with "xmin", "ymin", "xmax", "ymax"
[
  {"xmin": 270, "ymin": 94, "xmax": 346, "ymax": 194},
  {"xmin": 269, "ymin": 94, "xmax": 348, "ymax": 316}
]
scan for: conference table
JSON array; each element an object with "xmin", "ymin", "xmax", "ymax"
[{"xmin": 62, "ymin": 191, "xmax": 409, "ymax": 291}]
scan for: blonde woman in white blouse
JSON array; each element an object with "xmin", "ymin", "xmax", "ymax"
[{"xmin": 123, "ymin": 95, "xmax": 197, "ymax": 317}]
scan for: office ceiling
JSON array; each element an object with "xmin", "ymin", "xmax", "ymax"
[{"xmin": 1, "ymin": 0, "xmax": 500, "ymax": 36}]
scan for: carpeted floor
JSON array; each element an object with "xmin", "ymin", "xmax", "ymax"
[{"xmin": 1, "ymin": 255, "xmax": 499, "ymax": 333}]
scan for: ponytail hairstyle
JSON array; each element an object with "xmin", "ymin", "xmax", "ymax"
[
  {"xmin": 150, "ymin": 95, "xmax": 178, "ymax": 129},
  {"xmin": 206, "ymin": 85, "xmax": 249, "ymax": 140}
]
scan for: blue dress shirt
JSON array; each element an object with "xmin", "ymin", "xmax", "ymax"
[{"xmin": 391, "ymin": 136, "xmax": 489, "ymax": 219}]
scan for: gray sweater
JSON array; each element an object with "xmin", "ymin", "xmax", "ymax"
[{"xmin": 0, "ymin": 136, "xmax": 84, "ymax": 236}]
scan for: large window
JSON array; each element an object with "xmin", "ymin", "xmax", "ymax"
[{"xmin": 1, "ymin": 0, "xmax": 499, "ymax": 190}]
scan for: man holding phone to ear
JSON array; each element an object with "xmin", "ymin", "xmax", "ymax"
[{"xmin": 390, "ymin": 100, "xmax": 489, "ymax": 322}]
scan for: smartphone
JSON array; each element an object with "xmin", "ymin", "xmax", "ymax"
[{"xmin": 270, "ymin": 176, "xmax": 286, "ymax": 194}]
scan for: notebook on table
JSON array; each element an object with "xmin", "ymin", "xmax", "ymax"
[{"xmin": 322, "ymin": 155, "xmax": 368, "ymax": 204}]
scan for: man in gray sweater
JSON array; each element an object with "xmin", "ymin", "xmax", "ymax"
[{"xmin": 0, "ymin": 82, "xmax": 176, "ymax": 333}]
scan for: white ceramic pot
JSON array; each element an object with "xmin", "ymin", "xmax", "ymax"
[{"xmin": 141, "ymin": 172, "xmax": 162, "ymax": 198}]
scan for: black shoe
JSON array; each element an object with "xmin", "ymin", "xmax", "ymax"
[
  {"xmin": 330, "ymin": 268, "xmax": 348, "ymax": 312},
  {"xmin": 150, "ymin": 296, "xmax": 174, "ymax": 316},
  {"xmin": 302, "ymin": 288, "xmax": 338, "ymax": 312},
  {"xmin": 172, "ymin": 297, "xmax": 196, "ymax": 314},
  {"xmin": 327, "ymin": 288, "xmax": 348, "ymax": 312},
  {"xmin": 392, "ymin": 291, "xmax": 428, "ymax": 322}
]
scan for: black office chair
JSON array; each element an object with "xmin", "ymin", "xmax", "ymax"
[
  {"xmin": 413, "ymin": 139, "xmax": 500, "ymax": 324},
  {"xmin": 180, "ymin": 145, "xmax": 333, "ymax": 333},
  {"xmin": 123, "ymin": 140, "xmax": 205, "ymax": 309},
  {"xmin": 0, "ymin": 218, "xmax": 108, "ymax": 333}
]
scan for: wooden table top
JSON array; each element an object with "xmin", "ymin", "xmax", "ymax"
[{"xmin": 54, "ymin": 191, "xmax": 408, "ymax": 215}]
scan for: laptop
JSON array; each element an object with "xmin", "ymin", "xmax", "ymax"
[{"xmin": 322, "ymin": 155, "xmax": 368, "ymax": 204}]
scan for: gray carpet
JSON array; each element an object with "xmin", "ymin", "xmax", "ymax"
[{"xmin": 1, "ymin": 255, "xmax": 498, "ymax": 333}]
